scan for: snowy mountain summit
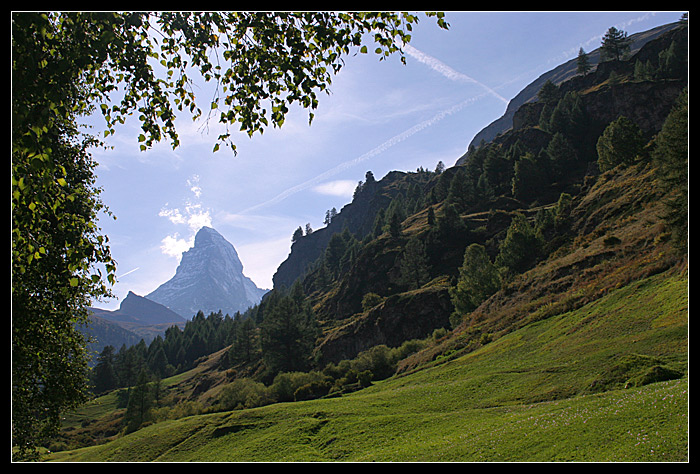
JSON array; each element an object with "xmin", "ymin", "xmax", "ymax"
[{"xmin": 147, "ymin": 226, "xmax": 267, "ymax": 318}]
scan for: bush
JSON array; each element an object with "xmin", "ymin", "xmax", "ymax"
[
  {"xmin": 352, "ymin": 345, "xmax": 394, "ymax": 380},
  {"xmin": 357, "ymin": 370, "xmax": 373, "ymax": 388},
  {"xmin": 218, "ymin": 378, "xmax": 271, "ymax": 411},
  {"xmin": 362, "ymin": 292, "xmax": 384, "ymax": 311},
  {"xmin": 294, "ymin": 379, "xmax": 333, "ymax": 401},
  {"xmin": 269, "ymin": 371, "xmax": 325, "ymax": 403}
]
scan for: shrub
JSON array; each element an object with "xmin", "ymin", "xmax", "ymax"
[
  {"xmin": 270, "ymin": 371, "xmax": 325, "ymax": 403},
  {"xmin": 218, "ymin": 378, "xmax": 271, "ymax": 411},
  {"xmin": 294, "ymin": 379, "xmax": 333, "ymax": 401},
  {"xmin": 357, "ymin": 370, "xmax": 373, "ymax": 388},
  {"xmin": 362, "ymin": 292, "xmax": 384, "ymax": 312},
  {"xmin": 352, "ymin": 345, "xmax": 394, "ymax": 380}
]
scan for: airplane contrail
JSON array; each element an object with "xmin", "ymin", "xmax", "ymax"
[
  {"xmin": 402, "ymin": 44, "xmax": 509, "ymax": 105},
  {"xmin": 237, "ymin": 45, "xmax": 506, "ymax": 215},
  {"xmin": 238, "ymin": 93, "xmax": 490, "ymax": 215},
  {"xmin": 117, "ymin": 267, "xmax": 140, "ymax": 278}
]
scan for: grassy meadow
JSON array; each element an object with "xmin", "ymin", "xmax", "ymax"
[{"xmin": 49, "ymin": 269, "xmax": 688, "ymax": 462}]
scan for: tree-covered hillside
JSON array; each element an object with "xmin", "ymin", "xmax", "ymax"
[{"xmin": 48, "ymin": 19, "xmax": 688, "ymax": 459}]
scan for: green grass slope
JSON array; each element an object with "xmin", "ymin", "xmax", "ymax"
[{"xmin": 49, "ymin": 269, "xmax": 687, "ymax": 462}]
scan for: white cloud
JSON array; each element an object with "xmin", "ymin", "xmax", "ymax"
[
  {"xmin": 159, "ymin": 203, "xmax": 212, "ymax": 231},
  {"xmin": 184, "ymin": 204, "xmax": 212, "ymax": 230},
  {"xmin": 160, "ymin": 233, "xmax": 194, "ymax": 258},
  {"xmin": 159, "ymin": 207, "xmax": 186, "ymax": 225},
  {"xmin": 188, "ymin": 174, "xmax": 202, "ymax": 198},
  {"xmin": 312, "ymin": 180, "xmax": 358, "ymax": 198},
  {"xmin": 158, "ymin": 175, "xmax": 213, "ymax": 259}
]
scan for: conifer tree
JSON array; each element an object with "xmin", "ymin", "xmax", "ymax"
[
  {"xmin": 124, "ymin": 370, "xmax": 154, "ymax": 433},
  {"xmin": 600, "ymin": 26, "xmax": 631, "ymax": 61},
  {"xmin": 426, "ymin": 206, "xmax": 436, "ymax": 227},
  {"xmin": 292, "ymin": 226, "xmax": 304, "ymax": 243},
  {"xmin": 92, "ymin": 345, "xmax": 118, "ymax": 394},
  {"xmin": 397, "ymin": 237, "xmax": 431, "ymax": 289},
  {"xmin": 450, "ymin": 243, "xmax": 501, "ymax": 318},
  {"xmin": 653, "ymin": 88, "xmax": 688, "ymax": 252},
  {"xmin": 447, "ymin": 168, "xmax": 476, "ymax": 211},
  {"xmin": 495, "ymin": 213, "xmax": 542, "ymax": 276},
  {"xmin": 577, "ymin": 47, "xmax": 592, "ymax": 75},
  {"xmin": 596, "ymin": 116, "xmax": 646, "ymax": 172},
  {"xmin": 388, "ymin": 211, "xmax": 403, "ymax": 239},
  {"xmin": 260, "ymin": 283, "xmax": 318, "ymax": 374},
  {"xmin": 547, "ymin": 133, "xmax": 578, "ymax": 181},
  {"xmin": 512, "ymin": 153, "xmax": 547, "ymax": 202},
  {"xmin": 537, "ymin": 80, "xmax": 560, "ymax": 104}
]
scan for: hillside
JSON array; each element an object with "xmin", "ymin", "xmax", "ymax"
[
  {"xmin": 46, "ymin": 20, "xmax": 687, "ymax": 461},
  {"xmin": 50, "ymin": 266, "xmax": 687, "ymax": 461},
  {"xmin": 457, "ymin": 21, "xmax": 680, "ymax": 163}
]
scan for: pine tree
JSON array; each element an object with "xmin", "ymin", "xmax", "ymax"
[
  {"xmin": 596, "ymin": 116, "xmax": 646, "ymax": 172},
  {"xmin": 600, "ymin": 26, "xmax": 631, "ymax": 62},
  {"xmin": 388, "ymin": 210, "xmax": 402, "ymax": 239},
  {"xmin": 482, "ymin": 148, "xmax": 512, "ymax": 196},
  {"xmin": 325, "ymin": 232, "xmax": 348, "ymax": 276},
  {"xmin": 229, "ymin": 316, "xmax": 257, "ymax": 364},
  {"xmin": 260, "ymin": 283, "xmax": 318, "ymax": 374},
  {"xmin": 92, "ymin": 345, "xmax": 118, "ymax": 394},
  {"xmin": 397, "ymin": 237, "xmax": 430, "ymax": 289},
  {"xmin": 653, "ymin": 88, "xmax": 688, "ymax": 252},
  {"xmin": 512, "ymin": 153, "xmax": 547, "ymax": 202},
  {"xmin": 495, "ymin": 213, "xmax": 542, "ymax": 276},
  {"xmin": 577, "ymin": 47, "xmax": 592, "ymax": 75},
  {"xmin": 124, "ymin": 370, "xmax": 154, "ymax": 433},
  {"xmin": 292, "ymin": 226, "xmax": 304, "ymax": 243},
  {"xmin": 537, "ymin": 79, "xmax": 560, "ymax": 104},
  {"xmin": 547, "ymin": 132, "xmax": 577, "ymax": 181},
  {"xmin": 450, "ymin": 243, "xmax": 501, "ymax": 317},
  {"xmin": 426, "ymin": 206, "xmax": 435, "ymax": 227},
  {"xmin": 447, "ymin": 168, "xmax": 476, "ymax": 211}
]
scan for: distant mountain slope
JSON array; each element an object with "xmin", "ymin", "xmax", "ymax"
[
  {"xmin": 147, "ymin": 226, "xmax": 267, "ymax": 318},
  {"xmin": 82, "ymin": 314, "xmax": 143, "ymax": 360},
  {"xmin": 88, "ymin": 291, "xmax": 186, "ymax": 348},
  {"xmin": 456, "ymin": 21, "xmax": 681, "ymax": 164},
  {"xmin": 91, "ymin": 291, "xmax": 186, "ymax": 326}
]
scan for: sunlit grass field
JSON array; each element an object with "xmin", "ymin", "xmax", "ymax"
[{"xmin": 49, "ymin": 270, "xmax": 688, "ymax": 462}]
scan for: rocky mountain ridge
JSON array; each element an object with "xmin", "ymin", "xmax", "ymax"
[
  {"xmin": 457, "ymin": 21, "xmax": 681, "ymax": 164},
  {"xmin": 147, "ymin": 226, "xmax": 267, "ymax": 318}
]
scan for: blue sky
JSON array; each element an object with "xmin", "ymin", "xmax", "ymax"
[{"xmin": 90, "ymin": 11, "xmax": 684, "ymax": 310}]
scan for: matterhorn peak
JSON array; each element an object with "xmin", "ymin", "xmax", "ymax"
[{"xmin": 146, "ymin": 227, "xmax": 267, "ymax": 318}]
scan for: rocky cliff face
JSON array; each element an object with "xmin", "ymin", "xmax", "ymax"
[
  {"xmin": 147, "ymin": 227, "xmax": 267, "ymax": 318},
  {"xmin": 315, "ymin": 281, "xmax": 454, "ymax": 366}
]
